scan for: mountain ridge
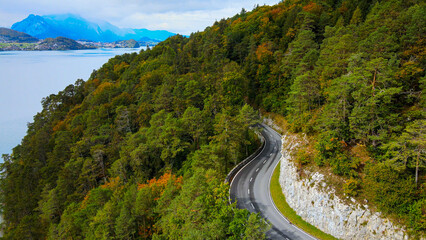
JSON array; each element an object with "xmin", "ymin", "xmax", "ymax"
[
  {"xmin": 0, "ymin": 27, "xmax": 39, "ymax": 43},
  {"xmin": 1, "ymin": 0, "xmax": 424, "ymax": 239},
  {"xmin": 11, "ymin": 14, "xmax": 176, "ymax": 42}
]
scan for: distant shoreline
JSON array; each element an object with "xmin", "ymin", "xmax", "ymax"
[
  {"xmin": 0, "ymin": 39, "xmax": 153, "ymax": 51},
  {"xmin": 0, "ymin": 47, "xmax": 144, "ymax": 157},
  {"xmin": 0, "ymin": 43, "xmax": 146, "ymax": 52}
]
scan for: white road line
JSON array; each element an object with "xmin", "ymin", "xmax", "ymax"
[
  {"xmin": 231, "ymin": 123, "xmax": 317, "ymax": 240},
  {"xmin": 268, "ymin": 160, "xmax": 290, "ymax": 224},
  {"xmin": 228, "ymin": 131, "xmax": 267, "ymax": 204},
  {"xmin": 263, "ymin": 160, "xmax": 267, "ymax": 164},
  {"xmin": 248, "ymin": 189, "xmax": 250, "ymax": 195},
  {"xmin": 266, "ymin": 125, "xmax": 318, "ymax": 240},
  {"xmin": 256, "ymin": 168, "xmax": 259, "ymax": 172},
  {"xmin": 251, "ymin": 203, "xmax": 255, "ymax": 209},
  {"xmin": 250, "ymin": 177, "xmax": 253, "ymax": 182},
  {"xmin": 270, "ymin": 153, "xmax": 272, "ymax": 156},
  {"xmin": 267, "ymin": 152, "xmax": 318, "ymax": 240}
]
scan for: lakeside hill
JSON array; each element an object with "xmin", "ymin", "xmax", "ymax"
[
  {"xmin": 0, "ymin": 36, "xmax": 96, "ymax": 51},
  {"xmin": 114, "ymin": 39, "xmax": 140, "ymax": 48},
  {"xmin": 0, "ymin": 29, "xmax": 142, "ymax": 51},
  {"xmin": 36, "ymin": 36, "xmax": 95, "ymax": 50},
  {"xmin": 0, "ymin": 27, "xmax": 38, "ymax": 43},
  {"xmin": 11, "ymin": 14, "xmax": 176, "ymax": 42},
  {"xmin": 0, "ymin": 0, "xmax": 424, "ymax": 239}
]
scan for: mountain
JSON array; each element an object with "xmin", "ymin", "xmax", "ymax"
[
  {"xmin": 1, "ymin": 0, "xmax": 424, "ymax": 239},
  {"xmin": 0, "ymin": 29, "xmax": 95, "ymax": 51},
  {"xmin": 36, "ymin": 36, "xmax": 94, "ymax": 50},
  {"xmin": 11, "ymin": 14, "xmax": 176, "ymax": 42},
  {"xmin": 0, "ymin": 27, "xmax": 39, "ymax": 43}
]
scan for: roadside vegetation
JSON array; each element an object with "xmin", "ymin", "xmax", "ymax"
[{"xmin": 1, "ymin": 0, "xmax": 424, "ymax": 238}]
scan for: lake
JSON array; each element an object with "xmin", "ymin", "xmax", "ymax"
[{"xmin": 0, "ymin": 48, "xmax": 143, "ymax": 157}]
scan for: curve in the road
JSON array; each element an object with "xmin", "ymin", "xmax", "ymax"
[{"xmin": 229, "ymin": 123, "xmax": 316, "ymax": 240}]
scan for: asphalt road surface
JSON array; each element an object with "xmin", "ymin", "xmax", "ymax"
[{"xmin": 229, "ymin": 123, "xmax": 316, "ymax": 240}]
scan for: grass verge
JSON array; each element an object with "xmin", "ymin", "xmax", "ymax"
[{"xmin": 270, "ymin": 161, "xmax": 339, "ymax": 240}]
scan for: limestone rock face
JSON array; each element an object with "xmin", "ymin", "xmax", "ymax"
[{"xmin": 278, "ymin": 134, "xmax": 407, "ymax": 240}]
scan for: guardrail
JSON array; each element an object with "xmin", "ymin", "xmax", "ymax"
[{"xmin": 225, "ymin": 129, "xmax": 265, "ymax": 184}]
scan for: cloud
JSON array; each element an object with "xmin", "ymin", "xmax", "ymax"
[
  {"xmin": 117, "ymin": 8, "xmax": 240, "ymax": 34},
  {"xmin": 0, "ymin": 0, "xmax": 281, "ymax": 35}
]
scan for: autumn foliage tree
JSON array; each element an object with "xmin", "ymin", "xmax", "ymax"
[{"xmin": 1, "ymin": 0, "xmax": 425, "ymax": 238}]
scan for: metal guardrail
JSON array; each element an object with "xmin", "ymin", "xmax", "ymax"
[{"xmin": 225, "ymin": 130, "xmax": 265, "ymax": 184}]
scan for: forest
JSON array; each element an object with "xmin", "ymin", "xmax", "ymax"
[{"xmin": 1, "ymin": 0, "xmax": 424, "ymax": 239}]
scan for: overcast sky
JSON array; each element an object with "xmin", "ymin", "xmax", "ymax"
[{"xmin": 0, "ymin": 0, "xmax": 281, "ymax": 35}]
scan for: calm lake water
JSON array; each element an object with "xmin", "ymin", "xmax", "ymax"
[{"xmin": 0, "ymin": 48, "xmax": 143, "ymax": 157}]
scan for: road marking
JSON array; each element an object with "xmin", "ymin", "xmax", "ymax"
[
  {"xmin": 274, "ymin": 146, "xmax": 276, "ymax": 150},
  {"xmin": 268, "ymin": 158, "xmax": 319, "ymax": 240},
  {"xmin": 270, "ymin": 153, "xmax": 272, "ymax": 156},
  {"xmin": 248, "ymin": 189, "xmax": 250, "ymax": 194},
  {"xmin": 250, "ymin": 177, "xmax": 253, "ymax": 182},
  {"xmin": 229, "ymin": 127, "xmax": 267, "ymax": 202},
  {"xmin": 230, "ymin": 124, "xmax": 318, "ymax": 240},
  {"xmin": 263, "ymin": 160, "xmax": 267, "ymax": 164},
  {"xmin": 256, "ymin": 168, "xmax": 259, "ymax": 172},
  {"xmin": 251, "ymin": 203, "xmax": 255, "ymax": 209}
]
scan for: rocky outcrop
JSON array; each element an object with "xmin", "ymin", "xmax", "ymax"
[{"xmin": 278, "ymin": 133, "xmax": 407, "ymax": 240}]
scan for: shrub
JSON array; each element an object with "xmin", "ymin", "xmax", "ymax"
[{"xmin": 343, "ymin": 177, "xmax": 360, "ymax": 197}]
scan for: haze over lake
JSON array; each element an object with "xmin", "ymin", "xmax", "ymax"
[{"xmin": 0, "ymin": 48, "xmax": 143, "ymax": 157}]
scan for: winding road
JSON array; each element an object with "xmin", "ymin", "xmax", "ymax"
[{"xmin": 229, "ymin": 123, "xmax": 316, "ymax": 240}]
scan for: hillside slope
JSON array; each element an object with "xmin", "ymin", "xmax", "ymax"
[
  {"xmin": 36, "ymin": 37, "xmax": 94, "ymax": 50},
  {"xmin": 1, "ymin": 0, "xmax": 424, "ymax": 239},
  {"xmin": 0, "ymin": 27, "xmax": 39, "ymax": 43}
]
